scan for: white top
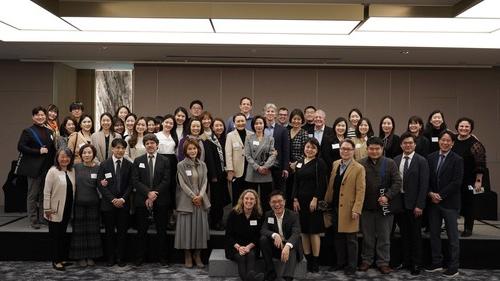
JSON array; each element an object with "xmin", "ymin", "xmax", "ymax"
[{"xmin": 155, "ymin": 132, "xmax": 176, "ymax": 154}]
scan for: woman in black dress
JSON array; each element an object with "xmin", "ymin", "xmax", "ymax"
[
  {"xmin": 406, "ymin": 115, "xmax": 430, "ymax": 157},
  {"xmin": 292, "ymin": 138, "xmax": 328, "ymax": 273},
  {"xmin": 379, "ymin": 115, "xmax": 402, "ymax": 159},
  {"xmin": 225, "ymin": 189, "xmax": 264, "ymax": 281},
  {"xmin": 423, "ymin": 110, "xmax": 447, "ymax": 153},
  {"xmin": 452, "ymin": 117, "xmax": 487, "ymax": 237},
  {"xmin": 322, "ymin": 117, "xmax": 348, "ymax": 172}
]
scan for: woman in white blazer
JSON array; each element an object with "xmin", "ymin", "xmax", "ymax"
[
  {"xmin": 43, "ymin": 148, "xmax": 76, "ymax": 271},
  {"xmin": 225, "ymin": 113, "xmax": 253, "ymax": 206},
  {"xmin": 91, "ymin": 112, "xmax": 121, "ymax": 163}
]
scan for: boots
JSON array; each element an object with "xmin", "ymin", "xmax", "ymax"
[
  {"xmin": 311, "ymin": 256, "xmax": 320, "ymax": 273},
  {"xmin": 305, "ymin": 254, "xmax": 312, "ymax": 272}
]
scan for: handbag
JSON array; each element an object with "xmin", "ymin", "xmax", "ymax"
[
  {"xmin": 378, "ymin": 157, "xmax": 403, "ymax": 216},
  {"xmin": 315, "ymin": 160, "xmax": 330, "ymax": 212}
]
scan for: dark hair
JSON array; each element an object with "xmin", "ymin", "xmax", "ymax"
[
  {"xmin": 332, "ymin": 117, "xmax": 348, "ymax": 138},
  {"xmin": 99, "ymin": 112, "xmax": 115, "ymax": 136},
  {"xmin": 32, "ymin": 106, "xmax": 47, "ymax": 116},
  {"xmin": 367, "ymin": 136, "xmax": 384, "ymax": 147},
  {"xmin": 59, "ymin": 116, "xmax": 77, "ymax": 137},
  {"xmin": 46, "ymin": 104, "xmax": 59, "ymax": 122},
  {"xmin": 187, "ymin": 118, "xmax": 202, "ymax": 136},
  {"xmin": 455, "ymin": 117, "xmax": 474, "ymax": 133},
  {"xmin": 161, "ymin": 114, "xmax": 179, "ymax": 148},
  {"xmin": 111, "ymin": 138, "xmax": 127, "ymax": 148},
  {"xmin": 233, "ymin": 112, "xmax": 246, "ymax": 122},
  {"xmin": 407, "ymin": 115, "xmax": 424, "ymax": 136},
  {"xmin": 304, "ymin": 138, "xmax": 320, "ymax": 157},
  {"xmin": 348, "ymin": 108, "xmax": 363, "ymax": 121},
  {"xmin": 113, "ymin": 117, "xmax": 125, "ymax": 135},
  {"xmin": 439, "ymin": 129, "xmax": 456, "ymax": 142},
  {"xmin": 183, "ymin": 138, "xmax": 201, "ymax": 159},
  {"xmin": 268, "ymin": 189, "xmax": 285, "ymax": 201},
  {"xmin": 240, "ymin": 96, "xmax": 252, "ymax": 105},
  {"xmin": 174, "ymin": 107, "xmax": 189, "ymax": 123},
  {"xmin": 378, "ymin": 115, "xmax": 396, "ymax": 138},
  {"xmin": 189, "ymin": 100, "xmax": 204, "ymax": 109},
  {"xmin": 355, "ymin": 117, "xmax": 374, "ymax": 138},
  {"xmin": 399, "ymin": 131, "xmax": 416, "ymax": 144},
  {"xmin": 145, "ymin": 116, "xmax": 157, "ymax": 133},
  {"xmin": 143, "ymin": 133, "xmax": 159, "ymax": 145},
  {"xmin": 54, "ymin": 148, "xmax": 74, "ymax": 171},
  {"xmin": 124, "ymin": 113, "xmax": 137, "ymax": 126},
  {"xmin": 340, "ymin": 138, "xmax": 355, "ymax": 149},
  {"xmin": 128, "ymin": 117, "xmax": 147, "ymax": 148},
  {"xmin": 303, "ymin": 105, "xmax": 316, "ymax": 112},
  {"xmin": 78, "ymin": 114, "xmax": 95, "ymax": 134},
  {"xmin": 279, "ymin": 107, "xmax": 288, "ymax": 112},
  {"xmin": 212, "ymin": 117, "xmax": 227, "ymax": 140},
  {"xmin": 288, "ymin": 108, "xmax": 304, "ymax": 124},
  {"xmin": 201, "ymin": 111, "xmax": 214, "ymax": 126},
  {"xmin": 115, "ymin": 105, "xmax": 131, "ymax": 119},
  {"xmin": 251, "ymin": 115, "xmax": 266, "ymax": 132},
  {"xmin": 69, "ymin": 101, "xmax": 84, "ymax": 112},
  {"xmin": 426, "ymin": 110, "xmax": 447, "ymax": 130},
  {"xmin": 78, "ymin": 144, "xmax": 97, "ymax": 161}
]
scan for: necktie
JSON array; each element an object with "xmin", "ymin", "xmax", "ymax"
[
  {"xmin": 436, "ymin": 154, "xmax": 445, "ymax": 174},
  {"xmin": 340, "ymin": 163, "xmax": 347, "ymax": 175},
  {"xmin": 402, "ymin": 156, "xmax": 409, "ymax": 193},
  {"xmin": 115, "ymin": 159, "xmax": 121, "ymax": 193},
  {"xmin": 148, "ymin": 155, "xmax": 154, "ymax": 187}
]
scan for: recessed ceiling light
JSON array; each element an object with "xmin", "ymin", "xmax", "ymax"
[{"xmin": 359, "ymin": 17, "xmax": 500, "ymax": 33}]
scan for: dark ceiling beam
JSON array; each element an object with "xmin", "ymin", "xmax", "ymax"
[{"xmin": 369, "ymin": 0, "xmax": 482, "ymax": 18}]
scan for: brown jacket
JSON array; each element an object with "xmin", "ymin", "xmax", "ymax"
[{"xmin": 324, "ymin": 159, "xmax": 366, "ymax": 233}]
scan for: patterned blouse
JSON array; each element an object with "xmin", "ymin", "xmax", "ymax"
[{"xmin": 289, "ymin": 128, "xmax": 310, "ymax": 163}]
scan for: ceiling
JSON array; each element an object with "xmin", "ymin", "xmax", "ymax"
[{"xmin": 1, "ymin": 0, "xmax": 499, "ymax": 68}]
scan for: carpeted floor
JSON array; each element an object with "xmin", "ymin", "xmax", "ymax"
[{"xmin": 0, "ymin": 262, "xmax": 499, "ymax": 281}]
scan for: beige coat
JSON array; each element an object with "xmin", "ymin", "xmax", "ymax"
[
  {"xmin": 91, "ymin": 131, "xmax": 122, "ymax": 163},
  {"xmin": 43, "ymin": 166, "xmax": 76, "ymax": 222},
  {"xmin": 351, "ymin": 137, "xmax": 368, "ymax": 161},
  {"xmin": 225, "ymin": 129, "xmax": 253, "ymax": 178},
  {"xmin": 324, "ymin": 159, "xmax": 366, "ymax": 233},
  {"xmin": 67, "ymin": 131, "xmax": 92, "ymax": 164}
]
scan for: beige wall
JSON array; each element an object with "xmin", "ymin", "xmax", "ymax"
[
  {"xmin": 53, "ymin": 63, "xmax": 77, "ymax": 113},
  {"xmin": 134, "ymin": 65, "xmax": 500, "ymax": 217}
]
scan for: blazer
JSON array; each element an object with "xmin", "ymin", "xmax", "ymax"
[
  {"xmin": 131, "ymin": 153, "xmax": 171, "ymax": 207},
  {"xmin": 203, "ymin": 137, "xmax": 225, "ymax": 181},
  {"xmin": 244, "ymin": 134, "xmax": 277, "ymax": 183},
  {"xmin": 67, "ymin": 131, "xmax": 92, "ymax": 164},
  {"xmin": 317, "ymin": 126, "xmax": 334, "ymax": 152},
  {"xmin": 394, "ymin": 152, "xmax": 430, "ymax": 210},
  {"xmin": 91, "ymin": 131, "xmax": 122, "ymax": 163},
  {"xmin": 261, "ymin": 209, "xmax": 303, "ymax": 260},
  {"xmin": 272, "ymin": 124, "xmax": 290, "ymax": 170},
  {"xmin": 427, "ymin": 151, "xmax": 464, "ymax": 210},
  {"xmin": 97, "ymin": 157, "xmax": 133, "ymax": 211},
  {"xmin": 320, "ymin": 135, "xmax": 342, "ymax": 172},
  {"xmin": 43, "ymin": 166, "xmax": 76, "ymax": 222},
  {"xmin": 324, "ymin": 159, "xmax": 366, "ymax": 232},
  {"xmin": 176, "ymin": 158, "xmax": 210, "ymax": 212},
  {"xmin": 225, "ymin": 129, "xmax": 253, "ymax": 178},
  {"xmin": 16, "ymin": 125, "xmax": 55, "ymax": 177}
]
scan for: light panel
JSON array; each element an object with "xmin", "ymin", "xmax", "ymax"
[
  {"xmin": 212, "ymin": 19, "xmax": 360, "ymax": 35},
  {"xmin": 458, "ymin": 0, "xmax": 500, "ymax": 18},
  {"xmin": 359, "ymin": 17, "xmax": 500, "ymax": 33},
  {"xmin": 63, "ymin": 17, "xmax": 213, "ymax": 33},
  {"xmin": 0, "ymin": 0, "xmax": 76, "ymax": 31}
]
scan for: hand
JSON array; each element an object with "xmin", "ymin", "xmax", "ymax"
[
  {"xmin": 281, "ymin": 245, "xmax": 290, "ymax": 263},
  {"xmin": 145, "ymin": 198, "xmax": 154, "ymax": 209},
  {"xmin": 227, "ymin": 170, "xmax": 235, "ymax": 181},
  {"xmin": 293, "ymin": 200, "xmax": 300, "ymax": 212},
  {"xmin": 273, "ymin": 234, "xmax": 283, "ymax": 249},
  {"xmin": 238, "ymin": 245, "xmax": 247, "ymax": 256},
  {"xmin": 309, "ymin": 198, "xmax": 317, "ymax": 212},
  {"xmin": 474, "ymin": 181, "xmax": 482, "ymax": 192},
  {"xmin": 352, "ymin": 212, "xmax": 359, "ymax": 220},
  {"xmin": 282, "ymin": 170, "xmax": 289, "ymax": 179},
  {"xmin": 414, "ymin": 207, "xmax": 423, "ymax": 217},
  {"xmin": 147, "ymin": 191, "xmax": 158, "ymax": 201},
  {"xmin": 44, "ymin": 210, "xmax": 54, "ymax": 219},
  {"xmin": 192, "ymin": 195, "xmax": 202, "ymax": 207},
  {"xmin": 289, "ymin": 162, "xmax": 297, "ymax": 171},
  {"xmin": 100, "ymin": 179, "xmax": 108, "ymax": 187},
  {"xmin": 40, "ymin": 147, "xmax": 48, "ymax": 154},
  {"xmin": 378, "ymin": 195, "xmax": 388, "ymax": 206}
]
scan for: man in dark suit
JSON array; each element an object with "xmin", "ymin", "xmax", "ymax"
[
  {"xmin": 16, "ymin": 106, "xmax": 56, "ymax": 229},
  {"xmin": 98, "ymin": 138, "xmax": 132, "ymax": 267},
  {"xmin": 260, "ymin": 190, "xmax": 302, "ymax": 281},
  {"xmin": 425, "ymin": 130, "xmax": 463, "ymax": 278},
  {"xmin": 264, "ymin": 103, "xmax": 290, "ymax": 191},
  {"xmin": 394, "ymin": 132, "xmax": 430, "ymax": 275},
  {"xmin": 313, "ymin": 109, "xmax": 334, "ymax": 159},
  {"xmin": 131, "ymin": 133, "xmax": 171, "ymax": 266}
]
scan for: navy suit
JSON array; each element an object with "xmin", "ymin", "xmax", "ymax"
[
  {"xmin": 271, "ymin": 124, "xmax": 290, "ymax": 190},
  {"xmin": 427, "ymin": 150, "xmax": 463, "ymax": 271}
]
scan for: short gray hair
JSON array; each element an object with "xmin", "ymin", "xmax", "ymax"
[{"xmin": 263, "ymin": 103, "xmax": 277, "ymax": 112}]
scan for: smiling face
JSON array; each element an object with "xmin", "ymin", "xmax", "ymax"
[
  {"xmin": 162, "ymin": 118, "xmax": 174, "ymax": 133},
  {"xmin": 190, "ymin": 120, "xmax": 202, "ymax": 136},
  {"xmin": 175, "ymin": 111, "xmax": 186, "ymax": 125},
  {"xmin": 400, "ymin": 136, "xmax": 416, "ymax": 155},
  {"xmin": 457, "ymin": 120, "xmax": 472, "ymax": 137},
  {"xmin": 147, "ymin": 120, "xmax": 156, "ymax": 133},
  {"xmin": 381, "ymin": 118, "xmax": 393, "ymax": 135},
  {"xmin": 212, "ymin": 120, "xmax": 225, "ymax": 137},
  {"xmin": 340, "ymin": 141, "xmax": 355, "ymax": 161},
  {"xmin": 304, "ymin": 142, "xmax": 318, "ymax": 159},
  {"xmin": 112, "ymin": 144, "xmax": 126, "ymax": 159},
  {"xmin": 349, "ymin": 111, "xmax": 361, "ymax": 127},
  {"xmin": 242, "ymin": 191, "xmax": 256, "ymax": 211},
  {"xmin": 254, "ymin": 118, "xmax": 265, "ymax": 134},
  {"xmin": 304, "ymin": 108, "xmax": 316, "ymax": 123},
  {"xmin": 335, "ymin": 121, "xmax": 347, "ymax": 136},
  {"xmin": 358, "ymin": 120, "xmax": 369, "ymax": 136},
  {"xmin": 278, "ymin": 109, "xmax": 288, "ymax": 125},
  {"xmin": 48, "ymin": 110, "xmax": 58, "ymax": 121},
  {"xmin": 32, "ymin": 110, "xmax": 46, "ymax": 126},
  {"xmin": 118, "ymin": 107, "xmax": 129, "ymax": 121},
  {"xmin": 291, "ymin": 114, "xmax": 303, "ymax": 129},
  {"xmin": 408, "ymin": 121, "xmax": 421, "ymax": 135},
  {"xmin": 80, "ymin": 117, "xmax": 92, "ymax": 132},
  {"xmin": 439, "ymin": 133, "xmax": 454, "ymax": 153},
  {"xmin": 240, "ymin": 98, "xmax": 252, "ymax": 115},
  {"xmin": 186, "ymin": 143, "xmax": 198, "ymax": 159},
  {"xmin": 81, "ymin": 146, "xmax": 94, "ymax": 164},
  {"xmin": 234, "ymin": 115, "xmax": 246, "ymax": 130},
  {"xmin": 58, "ymin": 151, "xmax": 71, "ymax": 169},
  {"xmin": 125, "ymin": 116, "xmax": 136, "ymax": 131},
  {"xmin": 314, "ymin": 112, "xmax": 325, "ymax": 128},
  {"xmin": 135, "ymin": 119, "xmax": 147, "ymax": 135},
  {"xmin": 431, "ymin": 112, "xmax": 444, "ymax": 128},
  {"xmin": 190, "ymin": 104, "xmax": 203, "ymax": 117},
  {"xmin": 145, "ymin": 139, "xmax": 158, "ymax": 154},
  {"xmin": 65, "ymin": 119, "xmax": 76, "ymax": 134},
  {"xmin": 269, "ymin": 194, "xmax": 285, "ymax": 216},
  {"xmin": 101, "ymin": 115, "xmax": 112, "ymax": 131},
  {"xmin": 265, "ymin": 107, "xmax": 276, "ymax": 123},
  {"xmin": 202, "ymin": 115, "xmax": 212, "ymax": 130}
]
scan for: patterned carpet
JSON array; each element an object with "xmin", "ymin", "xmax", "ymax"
[{"xmin": 0, "ymin": 262, "xmax": 499, "ymax": 281}]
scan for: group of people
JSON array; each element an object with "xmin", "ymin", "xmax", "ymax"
[{"xmin": 15, "ymin": 97, "xmax": 487, "ymax": 280}]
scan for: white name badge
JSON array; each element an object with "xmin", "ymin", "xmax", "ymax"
[
  {"xmin": 59, "ymin": 174, "xmax": 66, "ymax": 182},
  {"xmin": 50, "ymin": 135, "xmax": 54, "ymax": 141},
  {"xmin": 355, "ymin": 143, "xmax": 362, "ymax": 148},
  {"xmin": 90, "ymin": 173, "xmax": 97, "ymax": 179},
  {"xmin": 253, "ymin": 141, "xmax": 260, "ymax": 146},
  {"xmin": 186, "ymin": 170, "xmax": 192, "ymax": 176},
  {"xmin": 139, "ymin": 163, "xmax": 146, "ymax": 168},
  {"xmin": 432, "ymin": 137, "xmax": 439, "ymax": 143},
  {"xmin": 296, "ymin": 163, "xmax": 303, "ymax": 168},
  {"xmin": 79, "ymin": 143, "xmax": 85, "ymax": 148},
  {"xmin": 105, "ymin": 173, "xmax": 112, "ymax": 179},
  {"xmin": 308, "ymin": 134, "xmax": 314, "ymax": 138},
  {"xmin": 250, "ymin": 220, "xmax": 258, "ymax": 226},
  {"xmin": 232, "ymin": 142, "xmax": 240, "ymax": 148},
  {"xmin": 331, "ymin": 143, "xmax": 340, "ymax": 149},
  {"xmin": 268, "ymin": 217, "xmax": 274, "ymax": 224}
]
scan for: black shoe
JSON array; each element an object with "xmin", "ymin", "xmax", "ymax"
[
  {"xmin": 442, "ymin": 268, "xmax": 459, "ymax": 278},
  {"xmin": 461, "ymin": 230, "xmax": 472, "ymax": 237},
  {"xmin": 344, "ymin": 267, "xmax": 356, "ymax": 276},
  {"xmin": 159, "ymin": 258, "xmax": 169, "ymax": 267},
  {"xmin": 410, "ymin": 266, "xmax": 421, "ymax": 275},
  {"xmin": 311, "ymin": 256, "xmax": 320, "ymax": 273},
  {"xmin": 106, "ymin": 260, "xmax": 115, "ymax": 267},
  {"xmin": 265, "ymin": 271, "xmax": 277, "ymax": 281},
  {"xmin": 425, "ymin": 264, "xmax": 443, "ymax": 272},
  {"xmin": 328, "ymin": 264, "xmax": 346, "ymax": 271},
  {"xmin": 254, "ymin": 272, "xmax": 265, "ymax": 281}
]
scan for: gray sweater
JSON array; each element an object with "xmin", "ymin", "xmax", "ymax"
[{"xmin": 74, "ymin": 163, "xmax": 100, "ymax": 206}]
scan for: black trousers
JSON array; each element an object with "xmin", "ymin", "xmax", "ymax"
[
  {"xmin": 247, "ymin": 182, "xmax": 273, "ymax": 212},
  {"xmin": 48, "ymin": 217, "xmax": 70, "ymax": 263},
  {"xmin": 462, "ymin": 190, "xmax": 475, "ymax": 232},
  {"xmin": 271, "ymin": 167, "xmax": 286, "ymax": 191},
  {"xmin": 395, "ymin": 208, "xmax": 423, "ymax": 267},
  {"xmin": 102, "ymin": 207, "xmax": 129, "ymax": 262},
  {"xmin": 231, "ymin": 177, "xmax": 248, "ymax": 207},
  {"xmin": 334, "ymin": 232, "xmax": 358, "ymax": 270},
  {"xmin": 259, "ymin": 235, "xmax": 298, "ymax": 278},
  {"xmin": 228, "ymin": 248, "xmax": 258, "ymax": 280},
  {"xmin": 136, "ymin": 204, "xmax": 169, "ymax": 261}
]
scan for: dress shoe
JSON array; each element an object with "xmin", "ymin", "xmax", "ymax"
[
  {"xmin": 52, "ymin": 262, "xmax": 65, "ymax": 271},
  {"xmin": 379, "ymin": 265, "xmax": 393, "ymax": 274},
  {"xmin": 344, "ymin": 267, "xmax": 356, "ymax": 276},
  {"xmin": 358, "ymin": 262, "xmax": 371, "ymax": 272},
  {"xmin": 87, "ymin": 259, "xmax": 95, "ymax": 266},
  {"xmin": 425, "ymin": 264, "xmax": 443, "ymax": 272},
  {"xmin": 106, "ymin": 260, "xmax": 115, "ymax": 267},
  {"xmin": 461, "ymin": 230, "xmax": 472, "ymax": 237},
  {"xmin": 328, "ymin": 264, "xmax": 345, "ymax": 272},
  {"xmin": 410, "ymin": 266, "xmax": 421, "ymax": 275}
]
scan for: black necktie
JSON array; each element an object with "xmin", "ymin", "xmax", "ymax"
[
  {"xmin": 436, "ymin": 154, "xmax": 445, "ymax": 174},
  {"xmin": 148, "ymin": 155, "xmax": 154, "ymax": 187},
  {"xmin": 403, "ymin": 156, "xmax": 409, "ymax": 177},
  {"xmin": 115, "ymin": 159, "xmax": 121, "ymax": 193}
]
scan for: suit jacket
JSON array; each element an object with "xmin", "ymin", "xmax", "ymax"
[
  {"xmin": 97, "ymin": 157, "xmax": 133, "ymax": 211},
  {"xmin": 225, "ymin": 129, "xmax": 253, "ymax": 178},
  {"xmin": 16, "ymin": 125, "xmax": 55, "ymax": 177},
  {"xmin": 394, "ymin": 152, "xmax": 429, "ymax": 210},
  {"xmin": 91, "ymin": 131, "xmax": 122, "ymax": 163},
  {"xmin": 132, "ymin": 153, "xmax": 171, "ymax": 207},
  {"xmin": 272, "ymin": 124, "xmax": 290, "ymax": 170},
  {"xmin": 244, "ymin": 134, "xmax": 276, "ymax": 183},
  {"xmin": 43, "ymin": 166, "xmax": 76, "ymax": 222},
  {"xmin": 261, "ymin": 208, "xmax": 302, "ymax": 259},
  {"xmin": 324, "ymin": 159, "xmax": 366, "ymax": 232},
  {"xmin": 427, "ymin": 151, "xmax": 464, "ymax": 210},
  {"xmin": 317, "ymin": 126, "xmax": 334, "ymax": 152}
]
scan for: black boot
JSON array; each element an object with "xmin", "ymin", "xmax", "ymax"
[
  {"xmin": 312, "ymin": 256, "xmax": 320, "ymax": 273},
  {"xmin": 305, "ymin": 254, "xmax": 312, "ymax": 272}
]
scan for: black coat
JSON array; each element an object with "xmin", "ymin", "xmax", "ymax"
[
  {"xmin": 16, "ymin": 125, "xmax": 55, "ymax": 177},
  {"xmin": 320, "ymin": 135, "xmax": 342, "ymax": 173},
  {"xmin": 272, "ymin": 124, "xmax": 290, "ymax": 170},
  {"xmin": 427, "ymin": 151, "xmax": 464, "ymax": 210},
  {"xmin": 132, "ymin": 153, "xmax": 171, "ymax": 207},
  {"xmin": 394, "ymin": 153, "xmax": 430, "ymax": 210},
  {"xmin": 225, "ymin": 210, "xmax": 262, "ymax": 259},
  {"xmin": 97, "ymin": 157, "xmax": 133, "ymax": 211}
]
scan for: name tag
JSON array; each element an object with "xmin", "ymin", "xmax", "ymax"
[
  {"xmin": 105, "ymin": 173, "xmax": 112, "ymax": 179},
  {"xmin": 79, "ymin": 143, "xmax": 85, "ymax": 148},
  {"xmin": 139, "ymin": 163, "xmax": 146, "ymax": 168},
  {"xmin": 50, "ymin": 135, "xmax": 54, "ymax": 141},
  {"xmin": 186, "ymin": 170, "xmax": 192, "ymax": 176},
  {"xmin": 90, "ymin": 173, "xmax": 97, "ymax": 179},
  {"xmin": 308, "ymin": 134, "xmax": 313, "ymax": 138},
  {"xmin": 355, "ymin": 143, "xmax": 362, "ymax": 148},
  {"xmin": 250, "ymin": 220, "xmax": 257, "ymax": 226},
  {"xmin": 331, "ymin": 143, "xmax": 340, "ymax": 149},
  {"xmin": 253, "ymin": 141, "xmax": 260, "ymax": 146},
  {"xmin": 296, "ymin": 163, "xmax": 303, "ymax": 168},
  {"xmin": 232, "ymin": 142, "xmax": 240, "ymax": 148},
  {"xmin": 268, "ymin": 217, "xmax": 274, "ymax": 224},
  {"xmin": 432, "ymin": 137, "xmax": 439, "ymax": 143},
  {"xmin": 59, "ymin": 174, "xmax": 66, "ymax": 182}
]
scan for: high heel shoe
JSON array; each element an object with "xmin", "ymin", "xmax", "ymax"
[{"xmin": 52, "ymin": 262, "xmax": 65, "ymax": 271}]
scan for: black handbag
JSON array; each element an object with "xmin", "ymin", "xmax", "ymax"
[
  {"xmin": 378, "ymin": 157, "xmax": 403, "ymax": 216},
  {"xmin": 314, "ymin": 160, "xmax": 330, "ymax": 212}
]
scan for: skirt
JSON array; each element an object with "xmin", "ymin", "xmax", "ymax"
[
  {"xmin": 298, "ymin": 196, "xmax": 325, "ymax": 234},
  {"xmin": 174, "ymin": 207, "xmax": 210, "ymax": 249},
  {"xmin": 69, "ymin": 204, "xmax": 103, "ymax": 259}
]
